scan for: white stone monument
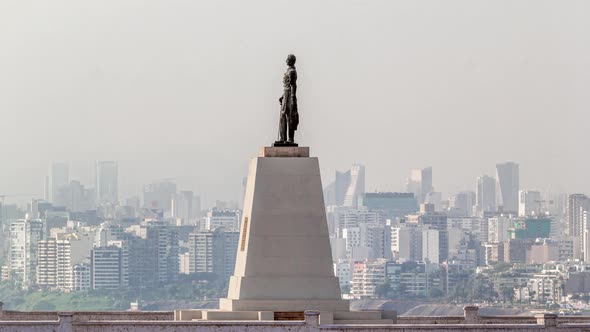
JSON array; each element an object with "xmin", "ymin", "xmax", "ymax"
[
  {"xmin": 176, "ymin": 147, "xmax": 393, "ymax": 323},
  {"xmin": 219, "ymin": 146, "xmax": 349, "ymax": 312}
]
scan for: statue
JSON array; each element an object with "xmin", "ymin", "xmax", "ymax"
[{"xmin": 274, "ymin": 54, "xmax": 299, "ymax": 146}]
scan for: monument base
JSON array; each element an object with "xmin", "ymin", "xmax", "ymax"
[
  {"xmin": 272, "ymin": 141, "xmax": 299, "ymax": 147},
  {"xmin": 175, "ymin": 309, "xmax": 396, "ymax": 324},
  {"xmin": 219, "ymin": 298, "xmax": 350, "ymax": 312},
  {"xmin": 175, "ymin": 146, "xmax": 393, "ymax": 324}
]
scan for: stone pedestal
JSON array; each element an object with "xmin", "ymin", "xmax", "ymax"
[
  {"xmin": 176, "ymin": 147, "xmax": 392, "ymax": 324},
  {"xmin": 220, "ymin": 147, "xmax": 349, "ymax": 312}
]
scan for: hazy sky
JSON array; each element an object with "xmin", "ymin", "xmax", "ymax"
[{"xmin": 1, "ymin": 1, "xmax": 589, "ymax": 206}]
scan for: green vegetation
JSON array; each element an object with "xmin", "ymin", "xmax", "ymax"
[{"xmin": 0, "ymin": 273, "xmax": 227, "ymax": 311}]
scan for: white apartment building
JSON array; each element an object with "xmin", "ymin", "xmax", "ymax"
[
  {"xmin": 351, "ymin": 259, "xmax": 386, "ymax": 299},
  {"xmin": 10, "ymin": 219, "xmax": 45, "ymax": 287},
  {"xmin": 37, "ymin": 239, "xmax": 72, "ymax": 290}
]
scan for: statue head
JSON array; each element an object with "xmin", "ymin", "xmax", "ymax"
[{"xmin": 286, "ymin": 54, "xmax": 296, "ymax": 66}]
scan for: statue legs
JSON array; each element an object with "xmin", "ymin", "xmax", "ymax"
[{"xmin": 279, "ymin": 112, "xmax": 288, "ymax": 142}]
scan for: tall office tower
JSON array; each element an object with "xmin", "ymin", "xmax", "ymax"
[
  {"xmin": 10, "ymin": 219, "xmax": 45, "ymax": 287},
  {"xmin": 567, "ymin": 194, "xmax": 590, "ymax": 259},
  {"xmin": 127, "ymin": 221, "xmax": 179, "ymax": 286},
  {"xmin": 50, "ymin": 162, "xmax": 69, "ymax": 203},
  {"xmin": 342, "ymin": 164, "xmax": 365, "ymax": 208},
  {"xmin": 518, "ymin": 190, "xmax": 542, "ymax": 217},
  {"xmin": 145, "ymin": 221, "xmax": 179, "ymax": 284},
  {"xmin": 406, "ymin": 167, "xmax": 433, "ymax": 204},
  {"xmin": 95, "ymin": 161, "xmax": 118, "ymax": 205},
  {"xmin": 324, "ymin": 165, "xmax": 366, "ymax": 207},
  {"xmin": 54, "ymin": 180, "xmax": 97, "ymax": 212},
  {"xmin": 448, "ymin": 191, "xmax": 475, "ymax": 217},
  {"xmin": 475, "ymin": 175, "xmax": 496, "ymax": 215},
  {"xmin": 188, "ymin": 229, "xmax": 239, "ymax": 279},
  {"xmin": 495, "ymin": 162, "xmax": 519, "ymax": 212},
  {"xmin": 143, "ymin": 179, "xmax": 177, "ymax": 212},
  {"xmin": 36, "ymin": 239, "xmax": 72, "ymax": 290},
  {"xmin": 424, "ymin": 192, "xmax": 442, "ymax": 211},
  {"xmin": 172, "ymin": 191, "xmax": 194, "ymax": 225},
  {"xmin": 192, "ymin": 195, "xmax": 202, "ymax": 218},
  {"xmin": 91, "ymin": 241, "xmax": 128, "ymax": 289}
]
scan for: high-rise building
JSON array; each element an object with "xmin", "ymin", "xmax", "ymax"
[
  {"xmin": 496, "ymin": 162, "xmax": 519, "ymax": 212},
  {"xmin": 127, "ymin": 221, "xmax": 179, "ymax": 286},
  {"xmin": 95, "ymin": 161, "xmax": 118, "ymax": 205},
  {"xmin": 50, "ymin": 162, "xmax": 69, "ymax": 204},
  {"xmin": 143, "ymin": 179, "xmax": 176, "ymax": 212},
  {"xmin": 36, "ymin": 239, "xmax": 71, "ymax": 290},
  {"xmin": 342, "ymin": 164, "xmax": 365, "ymax": 208},
  {"xmin": 10, "ymin": 219, "xmax": 45, "ymax": 287},
  {"xmin": 91, "ymin": 241, "xmax": 128, "ymax": 289},
  {"xmin": 360, "ymin": 192, "xmax": 418, "ymax": 221},
  {"xmin": 172, "ymin": 191, "xmax": 194, "ymax": 225},
  {"xmin": 567, "ymin": 194, "xmax": 590, "ymax": 260},
  {"xmin": 519, "ymin": 190, "xmax": 542, "ymax": 217},
  {"xmin": 188, "ymin": 229, "xmax": 239, "ymax": 279},
  {"xmin": 53, "ymin": 180, "xmax": 96, "ymax": 212},
  {"xmin": 324, "ymin": 165, "xmax": 366, "ymax": 207},
  {"xmin": 476, "ymin": 175, "xmax": 496, "ymax": 215},
  {"xmin": 391, "ymin": 225, "xmax": 424, "ymax": 262},
  {"xmin": 448, "ymin": 191, "xmax": 475, "ymax": 217},
  {"xmin": 406, "ymin": 167, "xmax": 433, "ymax": 204}
]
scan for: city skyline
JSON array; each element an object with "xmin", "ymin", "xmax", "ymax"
[{"xmin": 1, "ymin": 1, "xmax": 590, "ymax": 204}]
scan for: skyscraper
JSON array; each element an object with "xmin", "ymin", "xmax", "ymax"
[
  {"xmin": 406, "ymin": 167, "xmax": 433, "ymax": 204},
  {"xmin": 172, "ymin": 191, "xmax": 194, "ymax": 225},
  {"xmin": 10, "ymin": 219, "xmax": 45, "ymax": 287},
  {"xmin": 50, "ymin": 162, "xmax": 69, "ymax": 204},
  {"xmin": 476, "ymin": 175, "xmax": 496, "ymax": 215},
  {"xmin": 95, "ymin": 161, "xmax": 118, "ymax": 205},
  {"xmin": 342, "ymin": 164, "xmax": 365, "ymax": 208},
  {"xmin": 518, "ymin": 190, "xmax": 542, "ymax": 217},
  {"xmin": 324, "ymin": 165, "xmax": 366, "ymax": 207},
  {"xmin": 448, "ymin": 191, "xmax": 475, "ymax": 217},
  {"xmin": 495, "ymin": 162, "xmax": 519, "ymax": 212},
  {"xmin": 567, "ymin": 194, "xmax": 590, "ymax": 260},
  {"xmin": 143, "ymin": 179, "xmax": 177, "ymax": 212}
]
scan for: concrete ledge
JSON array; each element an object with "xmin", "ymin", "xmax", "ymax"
[
  {"xmin": 201, "ymin": 311, "xmax": 260, "ymax": 320},
  {"xmin": 219, "ymin": 298, "xmax": 350, "ymax": 312},
  {"xmin": 259, "ymin": 147, "xmax": 310, "ymax": 158}
]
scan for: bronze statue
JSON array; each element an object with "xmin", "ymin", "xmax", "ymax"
[{"xmin": 274, "ymin": 54, "xmax": 299, "ymax": 146}]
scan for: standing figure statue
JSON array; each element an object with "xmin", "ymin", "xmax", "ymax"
[{"xmin": 275, "ymin": 54, "xmax": 299, "ymax": 146}]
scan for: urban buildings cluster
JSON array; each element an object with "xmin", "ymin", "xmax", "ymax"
[
  {"xmin": 1, "ymin": 160, "xmax": 590, "ymax": 311},
  {"xmin": 0, "ymin": 161, "xmax": 240, "ymax": 294},
  {"xmin": 325, "ymin": 163, "xmax": 590, "ymax": 310}
]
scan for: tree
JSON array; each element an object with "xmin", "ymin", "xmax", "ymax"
[
  {"xmin": 375, "ymin": 281, "xmax": 392, "ymax": 299},
  {"xmin": 501, "ymin": 286, "xmax": 514, "ymax": 304}
]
